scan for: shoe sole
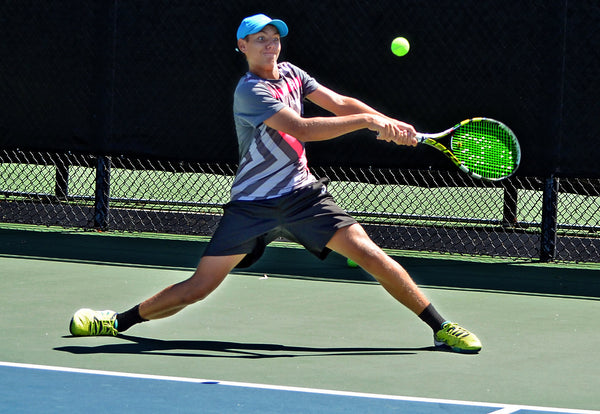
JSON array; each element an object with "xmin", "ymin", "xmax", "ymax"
[
  {"xmin": 434, "ymin": 340, "xmax": 481, "ymax": 354},
  {"xmin": 69, "ymin": 316, "xmax": 76, "ymax": 336}
]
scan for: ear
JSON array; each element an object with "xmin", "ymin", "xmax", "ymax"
[{"xmin": 237, "ymin": 38, "xmax": 247, "ymax": 53}]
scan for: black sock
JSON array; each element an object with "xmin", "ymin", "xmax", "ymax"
[
  {"xmin": 116, "ymin": 304, "xmax": 147, "ymax": 332},
  {"xmin": 418, "ymin": 304, "xmax": 447, "ymax": 333}
]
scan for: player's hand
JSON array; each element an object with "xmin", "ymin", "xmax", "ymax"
[{"xmin": 370, "ymin": 117, "xmax": 417, "ymax": 147}]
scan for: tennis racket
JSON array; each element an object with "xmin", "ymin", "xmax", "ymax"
[{"xmin": 417, "ymin": 117, "xmax": 521, "ymax": 181}]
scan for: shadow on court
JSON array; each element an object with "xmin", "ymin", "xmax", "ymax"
[
  {"xmin": 54, "ymin": 335, "xmax": 435, "ymax": 358},
  {"xmin": 2, "ymin": 227, "xmax": 599, "ymax": 299}
]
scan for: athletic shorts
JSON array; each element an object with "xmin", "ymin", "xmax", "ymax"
[{"xmin": 203, "ymin": 177, "xmax": 357, "ymax": 268}]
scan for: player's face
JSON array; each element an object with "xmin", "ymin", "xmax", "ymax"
[{"xmin": 239, "ymin": 25, "xmax": 281, "ymax": 72}]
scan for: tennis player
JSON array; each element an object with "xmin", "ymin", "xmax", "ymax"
[{"xmin": 70, "ymin": 14, "xmax": 482, "ymax": 353}]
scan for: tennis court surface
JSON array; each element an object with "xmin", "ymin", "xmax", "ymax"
[{"xmin": 1, "ymin": 226, "xmax": 599, "ymax": 413}]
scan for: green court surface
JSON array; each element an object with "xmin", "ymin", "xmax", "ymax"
[{"xmin": 0, "ymin": 226, "xmax": 599, "ymax": 412}]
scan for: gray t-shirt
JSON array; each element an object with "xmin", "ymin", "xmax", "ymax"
[{"xmin": 231, "ymin": 62, "xmax": 320, "ymax": 201}]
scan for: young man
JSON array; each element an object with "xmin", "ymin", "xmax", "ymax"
[{"xmin": 70, "ymin": 14, "xmax": 482, "ymax": 353}]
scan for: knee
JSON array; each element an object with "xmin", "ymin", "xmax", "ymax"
[
  {"xmin": 176, "ymin": 277, "xmax": 217, "ymax": 306},
  {"xmin": 174, "ymin": 255, "xmax": 238, "ymax": 306},
  {"xmin": 185, "ymin": 260, "xmax": 234, "ymax": 303},
  {"xmin": 180, "ymin": 288, "xmax": 210, "ymax": 306},
  {"xmin": 351, "ymin": 244, "xmax": 397, "ymax": 274}
]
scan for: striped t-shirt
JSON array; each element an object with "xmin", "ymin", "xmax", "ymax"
[{"xmin": 231, "ymin": 62, "xmax": 319, "ymax": 201}]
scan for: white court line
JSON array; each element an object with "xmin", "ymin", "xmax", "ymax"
[
  {"xmin": 488, "ymin": 408, "xmax": 522, "ymax": 414},
  {"xmin": 1, "ymin": 361, "xmax": 598, "ymax": 414}
]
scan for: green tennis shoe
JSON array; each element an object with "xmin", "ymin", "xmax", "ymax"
[
  {"xmin": 70, "ymin": 308, "xmax": 118, "ymax": 336},
  {"xmin": 434, "ymin": 321, "xmax": 482, "ymax": 353}
]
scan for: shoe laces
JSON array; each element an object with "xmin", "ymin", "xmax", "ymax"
[
  {"xmin": 441, "ymin": 323, "xmax": 470, "ymax": 339},
  {"xmin": 90, "ymin": 314, "xmax": 117, "ymax": 336}
]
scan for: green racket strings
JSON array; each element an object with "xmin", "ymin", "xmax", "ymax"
[{"xmin": 451, "ymin": 121, "xmax": 519, "ymax": 180}]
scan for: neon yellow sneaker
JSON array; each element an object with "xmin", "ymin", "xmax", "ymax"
[
  {"xmin": 434, "ymin": 321, "xmax": 482, "ymax": 353},
  {"xmin": 69, "ymin": 308, "xmax": 118, "ymax": 336}
]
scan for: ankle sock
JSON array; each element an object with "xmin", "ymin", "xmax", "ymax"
[
  {"xmin": 418, "ymin": 303, "xmax": 447, "ymax": 333},
  {"xmin": 115, "ymin": 304, "xmax": 147, "ymax": 332}
]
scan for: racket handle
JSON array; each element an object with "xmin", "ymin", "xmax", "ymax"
[
  {"xmin": 416, "ymin": 133, "xmax": 435, "ymax": 143},
  {"xmin": 377, "ymin": 132, "xmax": 430, "ymax": 143}
]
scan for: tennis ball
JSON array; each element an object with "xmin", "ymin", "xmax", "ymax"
[
  {"xmin": 347, "ymin": 258, "xmax": 359, "ymax": 268},
  {"xmin": 391, "ymin": 37, "xmax": 410, "ymax": 57}
]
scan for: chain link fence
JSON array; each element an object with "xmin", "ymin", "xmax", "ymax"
[{"xmin": 2, "ymin": 149, "xmax": 599, "ymax": 262}]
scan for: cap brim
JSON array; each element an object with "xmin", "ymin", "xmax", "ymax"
[{"xmin": 268, "ymin": 19, "xmax": 288, "ymax": 37}]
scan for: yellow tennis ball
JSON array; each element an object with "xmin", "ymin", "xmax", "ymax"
[{"xmin": 391, "ymin": 37, "xmax": 410, "ymax": 57}]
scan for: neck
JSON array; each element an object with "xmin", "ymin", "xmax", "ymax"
[{"xmin": 249, "ymin": 64, "xmax": 279, "ymax": 80}]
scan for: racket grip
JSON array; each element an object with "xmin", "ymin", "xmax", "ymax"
[
  {"xmin": 415, "ymin": 133, "xmax": 430, "ymax": 143},
  {"xmin": 376, "ymin": 131, "xmax": 430, "ymax": 147}
]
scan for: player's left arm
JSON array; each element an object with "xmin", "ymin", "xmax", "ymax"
[
  {"xmin": 306, "ymin": 85, "xmax": 417, "ymax": 146},
  {"xmin": 307, "ymin": 85, "xmax": 382, "ymax": 117}
]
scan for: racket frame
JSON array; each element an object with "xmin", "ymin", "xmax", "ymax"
[{"xmin": 416, "ymin": 117, "xmax": 520, "ymax": 181}]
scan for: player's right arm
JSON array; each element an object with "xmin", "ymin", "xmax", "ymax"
[
  {"xmin": 263, "ymin": 105, "xmax": 415, "ymax": 146},
  {"xmin": 263, "ymin": 106, "xmax": 373, "ymax": 141},
  {"xmin": 306, "ymin": 85, "xmax": 417, "ymax": 146}
]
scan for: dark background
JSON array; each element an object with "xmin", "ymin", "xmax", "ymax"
[{"xmin": 1, "ymin": 0, "xmax": 598, "ymax": 178}]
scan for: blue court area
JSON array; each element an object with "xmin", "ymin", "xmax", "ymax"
[{"xmin": 0, "ymin": 362, "xmax": 593, "ymax": 414}]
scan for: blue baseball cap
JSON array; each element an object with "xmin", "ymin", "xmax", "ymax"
[{"xmin": 236, "ymin": 14, "xmax": 288, "ymax": 40}]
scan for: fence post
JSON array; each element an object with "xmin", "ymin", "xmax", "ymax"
[
  {"xmin": 502, "ymin": 181, "xmax": 518, "ymax": 227},
  {"xmin": 54, "ymin": 159, "xmax": 69, "ymax": 199},
  {"xmin": 94, "ymin": 155, "xmax": 111, "ymax": 230},
  {"xmin": 90, "ymin": 1, "xmax": 116, "ymax": 231},
  {"xmin": 540, "ymin": 175, "xmax": 559, "ymax": 262}
]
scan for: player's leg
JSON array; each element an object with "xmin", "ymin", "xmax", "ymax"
[
  {"xmin": 69, "ymin": 254, "xmax": 244, "ymax": 336},
  {"xmin": 326, "ymin": 223, "xmax": 430, "ymax": 314},
  {"xmin": 138, "ymin": 254, "xmax": 245, "ymax": 320},
  {"xmin": 326, "ymin": 223, "xmax": 482, "ymax": 353},
  {"xmin": 69, "ymin": 197, "xmax": 277, "ymax": 337}
]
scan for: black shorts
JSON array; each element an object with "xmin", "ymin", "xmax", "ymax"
[{"xmin": 203, "ymin": 178, "xmax": 357, "ymax": 268}]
